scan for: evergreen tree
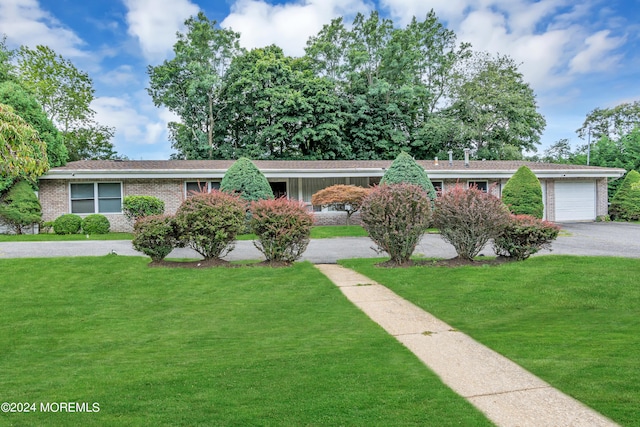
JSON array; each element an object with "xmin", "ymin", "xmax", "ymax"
[
  {"xmin": 609, "ymin": 170, "xmax": 640, "ymax": 221},
  {"xmin": 220, "ymin": 158, "xmax": 274, "ymax": 202},
  {"xmin": 501, "ymin": 165, "xmax": 544, "ymax": 218},
  {"xmin": 0, "ymin": 180, "xmax": 42, "ymax": 234},
  {"xmin": 380, "ymin": 152, "xmax": 436, "ymax": 200}
]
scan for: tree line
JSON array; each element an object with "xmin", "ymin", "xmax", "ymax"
[{"xmin": 148, "ymin": 11, "xmax": 546, "ymax": 161}]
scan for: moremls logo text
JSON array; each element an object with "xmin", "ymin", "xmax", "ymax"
[{"xmin": 41, "ymin": 402, "xmax": 100, "ymax": 412}]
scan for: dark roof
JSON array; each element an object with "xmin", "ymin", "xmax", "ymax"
[{"xmin": 49, "ymin": 159, "xmax": 622, "ymax": 172}]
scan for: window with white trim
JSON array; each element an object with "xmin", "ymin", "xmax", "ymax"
[
  {"xmin": 467, "ymin": 181, "xmax": 488, "ymax": 192},
  {"xmin": 431, "ymin": 181, "xmax": 444, "ymax": 195},
  {"xmin": 70, "ymin": 183, "xmax": 122, "ymax": 214},
  {"xmin": 185, "ymin": 181, "xmax": 221, "ymax": 196}
]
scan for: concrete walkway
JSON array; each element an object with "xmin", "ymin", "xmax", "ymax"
[{"xmin": 315, "ymin": 264, "xmax": 619, "ymax": 427}]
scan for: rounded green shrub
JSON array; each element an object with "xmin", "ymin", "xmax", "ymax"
[
  {"xmin": 493, "ymin": 215, "xmax": 560, "ymax": 260},
  {"xmin": 432, "ymin": 185, "xmax": 511, "ymax": 260},
  {"xmin": 122, "ymin": 195, "xmax": 165, "ymax": 221},
  {"xmin": 250, "ymin": 198, "xmax": 314, "ymax": 263},
  {"xmin": 81, "ymin": 214, "xmax": 110, "ymax": 234},
  {"xmin": 174, "ymin": 190, "xmax": 246, "ymax": 260},
  {"xmin": 0, "ymin": 180, "xmax": 42, "ymax": 234},
  {"xmin": 360, "ymin": 183, "xmax": 432, "ymax": 265},
  {"xmin": 380, "ymin": 152, "xmax": 437, "ymax": 200},
  {"xmin": 609, "ymin": 170, "xmax": 640, "ymax": 221},
  {"xmin": 501, "ymin": 165, "xmax": 543, "ymax": 218},
  {"xmin": 220, "ymin": 157, "xmax": 274, "ymax": 202},
  {"xmin": 53, "ymin": 214, "xmax": 82, "ymax": 235},
  {"xmin": 132, "ymin": 215, "xmax": 178, "ymax": 262}
]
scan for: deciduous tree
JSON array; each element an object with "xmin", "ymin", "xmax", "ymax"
[{"xmin": 311, "ymin": 184, "xmax": 370, "ymax": 224}]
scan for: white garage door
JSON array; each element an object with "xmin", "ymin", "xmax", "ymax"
[{"xmin": 555, "ymin": 181, "xmax": 596, "ymax": 221}]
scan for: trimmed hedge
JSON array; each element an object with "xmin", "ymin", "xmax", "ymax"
[
  {"xmin": 361, "ymin": 183, "xmax": 432, "ymax": 265},
  {"xmin": 493, "ymin": 215, "xmax": 560, "ymax": 260},
  {"xmin": 380, "ymin": 152, "xmax": 437, "ymax": 200},
  {"xmin": 220, "ymin": 157, "xmax": 274, "ymax": 202},
  {"xmin": 609, "ymin": 170, "xmax": 640, "ymax": 221},
  {"xmin": 132, "ymin": 215, "xmax": 178, "ymax": 262},
  {"xmin": 501, "ymin": 165, "xmax": 544, "ymax": 218},
  {"xmin": 174, "ymin": 190, "xmax": 246, "ymax": 260},
  {"xmin": 250, "ymin": 198, "xmax": 314, "ymax": 263},
  {"xmin": 122, "ymin": 195, "xmax": 165, "ymax": 221},
  {"xmin": 432, "ymin": 185, "xmax": 511, "ymax": 260},
  {"xmin": 81, "ymin": 214, "xmax": 110, "ymax": 234},
  {"xmin": 53, "ymin": 214, "xmax": 82, "ymax": 235}
]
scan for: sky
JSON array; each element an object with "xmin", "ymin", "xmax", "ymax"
[{"xmin": 1, "ymin": 0, "xmax": 639, "ymax": 160}]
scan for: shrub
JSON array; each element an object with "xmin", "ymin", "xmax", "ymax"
[
  {"xmin": 501, "ymin": 165, "xmax": 544, "ymax": 218},
  {"xmin": 493, "ymin": 215, "xmax": 560, "ymax": 260},
  {"xmin": 380, "ymin": 152, "xmax": 437, "ymax": 200},
  {"xmin": 311, "ymin": 184, "xmax": 370, "ymax": 225},
  {"xmin": 40, "ymin": 221, "xmax": 54, "ymax": 234},
  {"xmin": 250, "ymin": 198, "xmax": 314, "ymax": 263},
  {"xmin": 432, "ymin": 185, "xmax": 511, "ymax": 260},
  {"xmin": 609, "ymin": 170, "xmax": 640, "ymax": 221},
  {"xmin": 53, "ymin": 213, "xmax": 82, "ymax": 235},
  {"xmin": 122, "ymin": 195, "xmax": 165, "ymax": 221},
  {"xmin": 81, "ymin": 214, "xmax": 110, "ymax": 234},
  {"xmin": 360, "ymin": 183, "xmax": 432, "ymax": 265},
  {"xmin": 132, "ymin": 215, "xmax": 178, "ymax": 262},
  {"xmin": 220, "ymin": 157, "xmax": 274, "ymax": 202},
  {"xmin": 174, "ymin": 190, "xmax": 246, "ymax": 260},
  {"xmin": 0, "ymin": 180, "xmax": 42, "ymax": 234}
]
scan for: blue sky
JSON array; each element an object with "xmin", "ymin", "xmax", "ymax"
[{"xmin": 1, "ymin": 0, "xmax": 638, "ymax": 160}]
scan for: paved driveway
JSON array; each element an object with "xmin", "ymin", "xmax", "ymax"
[{"xmin": 0, "ymin": 222, "xmax": 638, "ymax": 263}]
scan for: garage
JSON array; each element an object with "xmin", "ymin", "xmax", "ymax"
[{"xmin": 554, "ymin": 181, "xmax": 596, "ymax": 221}]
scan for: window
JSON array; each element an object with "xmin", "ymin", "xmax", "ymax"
[
  {"xmin": 467, "ymin": 181, "xmax": 488, "ymax": 192},
  {"xmin": 70, "ymin": 183, "xmax": 122, "ymax": 214},
  {"xmin": 269, "ymin": 181, "xmax": 287, "ymax": 198},
  {"xmin": 185, "ymin": 181, "xmax": 221, "ymax": 196},
  {"xmin": 431, "ymin": 181, "xmax": 443, "ymax": 195}
]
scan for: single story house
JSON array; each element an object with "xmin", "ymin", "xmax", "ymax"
[{"xmin": 38, "ymin": 159, "xmax": 626, "ymax": 232}]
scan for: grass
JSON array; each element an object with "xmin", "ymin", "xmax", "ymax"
[
  {"xmin": 0, "ymin": 256, "xmax": 491, "ymax": 426},
  {"xmin": 0, "ymin": 226, "xmax": 368, "ymax": 242},
  {"xmin": 0, "ymin": 232, "xmax": 134, "ymax": 241},
  {"xmin": 341, "ymin": 256, "xmax": 640, "ymax": 426}
]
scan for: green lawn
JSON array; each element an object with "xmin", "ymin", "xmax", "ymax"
[
  {"xmin": 0, "ymin": 256, "xmax": 491, "ymax": 426},
  {"xmin": 341, "ymin": 256, "xmax": 640, "ymax": 426},
  {"xmin": 0, "ymin": 226, "xmax": 368, "ymax": 242}
]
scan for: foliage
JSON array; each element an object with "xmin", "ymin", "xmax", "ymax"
[
  {"xmin": 577, "ymin": 100, "xmax": 640, "ymax": 141},
  {"xmin": 147, "ymin": 12, "xmax": 243, "ymax": 159},
  {"xmin": 432, "ymin": 185, "xmax": 511, "ymax": 260},
  {"xmin": 501, "ymin": 166, "xmax": 543, "ymax": 218},
  {"xmin": 132, "ymin": 215, "xmax": 178, "ymax": 261},
  {"xmin": 311, "ymin": 184, "xmax": 370, "ymax": 224},
  {"xmin": 380, "ymin": 152, "xmax": 437, "ymax": 199},
  {"xmin": 16, "ymin": 45, "xmax": 117, "ymax": 161},
  {"xmin": 0, "ymin": 80, "xmax": 66, "ymax": 167},
  {"xmin": 0, "ymin": 102, "xmax": 49, "ymax": 183},
  {"xmin": 493, "ymin": 215, "xmax": 560, "ymax": 260},
  {"xmin": 81, "ymin": 214, "xmax": 110, "ymax": 235},
  {"xmin": 53, "ymin": 213, "xmax": 82, "ymax": 235},
  {"xmin": 174, "ymin": 190, "xmax": 246, "ymax": 259},
  {"xmin": 609, "ymin": 170, "xmax": 640, "ymax": 221},
  {"xmin": 249, "ymin": 198, "xmax": 314, "ymax": 262},
  {"xmin": 0, "ymin": 180, "xmax": 41, "ymax": 234},
  {"xmin": 220, "ymin": 157, "xmax": 274, "ymax": 202},
  {"xmin": 122, "ymin": 195, "xmax": 165, "ymax": 221},
  {"xmin": 448, "ymin": 53, "xmax": 545, "ymax": 159},
  {"xmin": 360, "ymin": 183, "xmax": 432, "ymax": 264}
]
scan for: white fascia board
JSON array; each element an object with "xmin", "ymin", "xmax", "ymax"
[{"xmin": 40, "ymin": 167, "xmax": 625, "ymax": 180}]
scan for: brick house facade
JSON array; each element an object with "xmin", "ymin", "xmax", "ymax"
[{"xmin": 38, "ymin": 160, "xmax": 625, "ymax": 232}]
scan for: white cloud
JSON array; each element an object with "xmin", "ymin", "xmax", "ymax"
[
  {"xmin": 0, "ymin": 0, "xmax": 86, "ymax": 57},
  {"xmin": 221, "ymin": 0, "xmax": 371, "ymax": 57},
  {"xmin": 96, "ymin": 65, "xmax": 140, "ymax": 87},
  {"xmin": 569, "ymin": 30, "xmax": 625, "ymax": 74},
  {"xmin": 123, "ymin": 0, "xmax": 200, "ymax": 63},
  {"xmin": 92, "ymin": 95, "xmax": 167, "ymax": 147}
]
